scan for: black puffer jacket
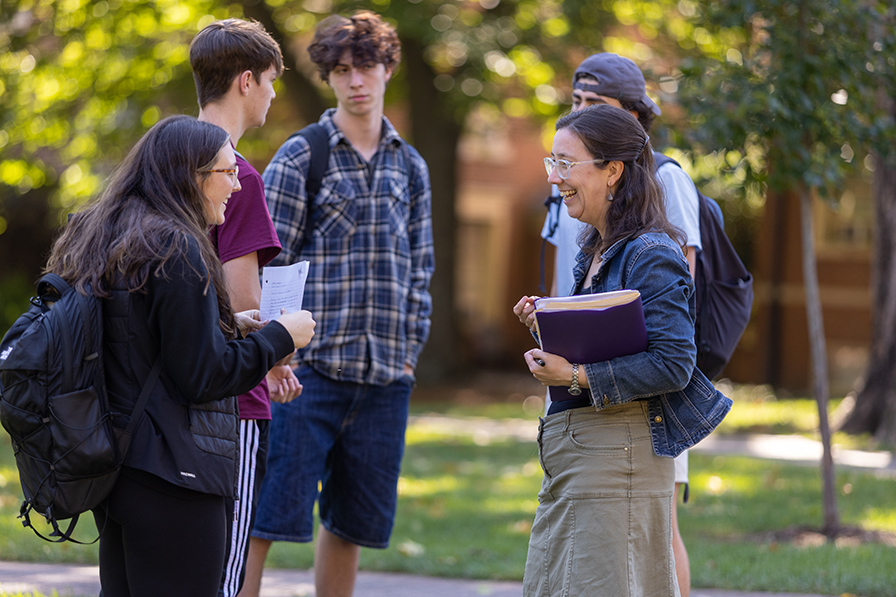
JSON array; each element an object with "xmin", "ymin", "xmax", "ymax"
[{"xmin": 103, "ymin": 236, "xmax": 294, "ymax": 497}]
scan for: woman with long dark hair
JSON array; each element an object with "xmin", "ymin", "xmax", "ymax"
[
  {"xmin": 514, "ymin": 104, "xmax": 730, "ymax": 596},
  {"xmin": 46, "ymin": 115, "xmax": 315, "ymax": 596}
]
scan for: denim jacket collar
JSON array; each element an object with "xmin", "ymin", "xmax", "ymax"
[{"xmin": 570, "ymin": 234, "xmax": 634, "ymax": 296}]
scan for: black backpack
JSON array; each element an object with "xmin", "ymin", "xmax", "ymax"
[
  {"xmin": 654, "ymin": 153, "xmax": 754, "ymax": 379},
  {"xmin": 0, "ymin": 273, "xmax": 160, "ymax": 542}
]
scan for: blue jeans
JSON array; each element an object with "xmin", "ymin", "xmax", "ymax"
[{"xmin": 252, "ymin": 366, "xmax": 413, "ymax": 548}]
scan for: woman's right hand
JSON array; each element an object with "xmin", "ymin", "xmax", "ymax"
[
  {"xmin": 513, "ymin": 296, "xmax": 539, "ymax": 331},
  {"xmin": 276, "ymin": 309, "xmax": 316, "ymax": 349}
]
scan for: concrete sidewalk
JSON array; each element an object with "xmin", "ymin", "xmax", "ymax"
[{"xmin": 0, "ymin": 560, "xmax": 835, "ymax": 597}]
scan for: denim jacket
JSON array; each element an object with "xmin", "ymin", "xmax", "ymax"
[{"xmin": 570, "ymin": 231, "xmax": 732, "ymax": 457}]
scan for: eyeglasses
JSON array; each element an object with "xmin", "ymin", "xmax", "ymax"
[
  {"xmin": 199, "ymin": 168, "xmax": 239, "ymax": 183},
  {"xmin": 543, "ymin": 157, "xmax": 606, "ymax": 180}
]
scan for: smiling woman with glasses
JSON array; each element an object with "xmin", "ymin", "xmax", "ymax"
[
  {"xmin": 197, "ymin": 154, "xmax": 241, "ymax": 226},
  {"xmin": 513, "ymin": 104, "xmax": 731, "ymax": 597},
  {"xmin": 43, "ymin": 114, "xmax": 316, "ymax": 597}
]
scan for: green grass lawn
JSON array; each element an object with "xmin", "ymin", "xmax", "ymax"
[{"xmin": 1, "ymin": 382, "xmax": 895, "ymax": 596}]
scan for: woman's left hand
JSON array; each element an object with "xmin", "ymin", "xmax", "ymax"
[
  {"xmin": 524, "ymin": 349, "xmax": 586, "ymax": 388},
  {"xmin": 235, "ymin": 309, "xmax": 267, "ymax": 337},
  {"xmin": 513, "ymin": 296, "xmax": 539, "ymax": 331}
]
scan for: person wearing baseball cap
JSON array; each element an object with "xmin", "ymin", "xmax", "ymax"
[
  {"xmin": 540, "ymin": 52, "xmax": 700, "ymax": 597},
  {"xmin": 572, "ymin": 52, "xmax": 662, "ymax": 119}
]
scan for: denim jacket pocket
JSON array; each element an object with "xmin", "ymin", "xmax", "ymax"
[{"xmin": 649, "ymin": 370, "xmax": 732, "ymax": 457}]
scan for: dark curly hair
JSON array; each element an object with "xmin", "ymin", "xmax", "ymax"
[{"xmin": 307, "ymin": 10, "xmax": 401, "ymax": 82}]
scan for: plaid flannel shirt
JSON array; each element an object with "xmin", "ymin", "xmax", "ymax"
[{"xmin": 263, "ymin": 109, "xmax": 434, "ymax": 386}]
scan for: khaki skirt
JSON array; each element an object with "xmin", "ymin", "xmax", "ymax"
[{"xmin": 523, "ymin": 401, "xmax": 680, "ymax": 597}]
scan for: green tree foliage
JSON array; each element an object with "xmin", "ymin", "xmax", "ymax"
[
  {"xmin": 675, "ymin": 0, "xmax": 895, "ymax": 195},
  {"xmin": 673, "ymin": 0, "xmax": 896, "ymax": 537},
  {"xmin": 250, "ymin": 0, "xmax": 584, "ymax": 128},
  {"xmin": 0, "ymin": 0, "xmax": 232, "ymax": 332},
  {"xmin": 0, "ymin": 0, "xmax": 224, "ymax": 215},
  {"xmin": 0, "ymin": 1, "xmax": 224, "ymax": 333}
]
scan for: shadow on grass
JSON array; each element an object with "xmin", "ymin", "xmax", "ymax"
[{"xmin": 683, "ymin": 453, "xmax": 896, "ymax": 596}]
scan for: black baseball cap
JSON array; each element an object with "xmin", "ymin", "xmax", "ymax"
[{"xmin": 573, "ymin": 53, "xmax": 661, "ymax": 116}]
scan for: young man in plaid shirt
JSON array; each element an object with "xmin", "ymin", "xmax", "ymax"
[{"xmin": 242, "ymin": 11, "xmax": 434, "ymax": 597}]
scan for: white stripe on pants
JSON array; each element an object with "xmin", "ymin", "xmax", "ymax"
[{"xmin": 221, "ymin": 419, "xmax": 261, "ymax": 597}]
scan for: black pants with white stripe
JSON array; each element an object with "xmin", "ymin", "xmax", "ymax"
[{"xmin": 218, "ymin": 419, "xmax": 269, "ymax": 597}]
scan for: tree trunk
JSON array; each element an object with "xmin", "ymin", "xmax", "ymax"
[
  {"xmin": 839, "ymin": 80, "xmax": 896, "ymax": 439},
  {"xmin": 402, "ymin": 37, "xmax": 463, "ymax": 382},
  {"xmin": 799, "ymin": 185, "xmax": 840, "ymax": 537},
  {"xmin": 761, "ymin": 186, "xmax": 790, "ymax": 387},
  {"xmin": 840, "ymin": 148, "xmax": 896, "ymax": 438}
]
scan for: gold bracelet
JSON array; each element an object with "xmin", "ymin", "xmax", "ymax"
[{"xmin": 568, "ymin": 363, "xmax": 582, "ymax": 396}]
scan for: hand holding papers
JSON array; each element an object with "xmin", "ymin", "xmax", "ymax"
[
  {"xmin": 260, "ymin": 261, "xmax": 310, "ymax": 322},
  {"xmin": 533, "ymin": 290, "xmax": 648, "ymax": 402}
]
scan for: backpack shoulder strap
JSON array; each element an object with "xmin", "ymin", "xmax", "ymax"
[
  {"xmin": 292, "ymin": 123, "xmax": 330, "ymax": 200},
  {"xmin": 117, "ymin": 357, "xmax": 162, "ymax": 457},
  {"xmin": 539, "ymin": 189, "xmax": 562, "ymax": 294},
  {"xmin": 37, "ymin": 273, "xmax": 72, "ymax": 302},
  {"xmin": 395, "ymin": 139, "xmax": 419, "ymax": 201},
  {"xmin": 287, "ymin": 123, "xmax": 330, "ymax": 247},
  {"xmin": 652, "ymin": 150, "xmax": 680, "ymax": 172}
]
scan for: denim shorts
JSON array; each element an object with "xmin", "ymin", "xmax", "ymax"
[{"xmin": 252, "ymin": 366, "xmax": 413, "ymax": 548}]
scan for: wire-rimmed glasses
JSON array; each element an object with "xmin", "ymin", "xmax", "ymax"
[{"xmin": 543, "ymin": 157, "xmax": 606, "ymax": 180}]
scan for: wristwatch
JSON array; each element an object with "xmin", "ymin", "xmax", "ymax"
[{"xmin": 568, "ymin": 363, "xmax": 582, "ymax": 396}]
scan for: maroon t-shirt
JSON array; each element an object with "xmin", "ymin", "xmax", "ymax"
[{"xmin": 212, "ymin": 152, "xmax": 281, "ymax": 420}]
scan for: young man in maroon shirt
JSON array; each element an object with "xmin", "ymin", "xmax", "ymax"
[{"xmin": 190, "ymin": 19, "xmax": 302, "ymax": 597}]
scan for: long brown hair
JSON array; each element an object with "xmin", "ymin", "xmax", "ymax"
[
  {"xmin": 45, "ymin": 115, "xmax": 236, "ymax": 335},
  {"xmin": 555, "ymin": 104, "xmax": 685, "ymax": 256}
]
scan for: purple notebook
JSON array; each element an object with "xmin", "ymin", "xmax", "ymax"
[{"xmin": 534, "ymin": 291, "xmax": 648, "ymax": 403}]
